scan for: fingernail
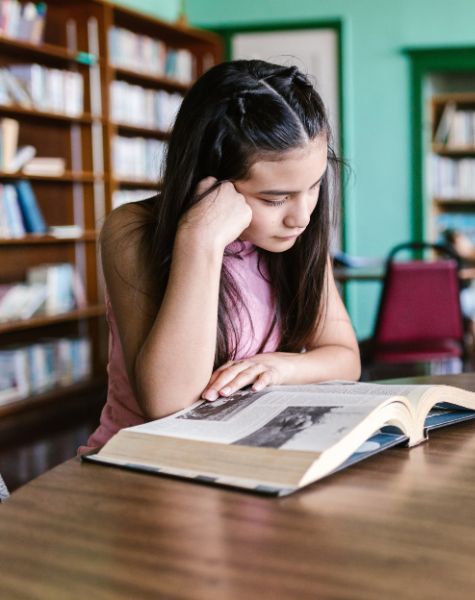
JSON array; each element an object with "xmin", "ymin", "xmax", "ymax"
[
  {"xmin": 204, "ymin": 389, "xmax": 218, "ymax": 401},
  {"xmin": 220, "ymin": 387, "xmax": 231, "ymax": 396}
]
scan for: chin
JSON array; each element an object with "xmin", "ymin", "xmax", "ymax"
[{"xmin": 257, "ymin": 237, "xmax": 298, "ymax": 253}]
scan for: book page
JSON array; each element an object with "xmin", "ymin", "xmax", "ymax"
[{"xmin": 128, "ymin": 382, "xmax": 430, "ymax": 453}]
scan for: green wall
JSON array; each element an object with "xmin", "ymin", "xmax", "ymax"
[
  {"xmin": 112, "ymin": 0, "xmax": 180, "ymax": 22},
  {"xmin": 113, "ymin": 0, "xmax": 475, "ymax": 337}
]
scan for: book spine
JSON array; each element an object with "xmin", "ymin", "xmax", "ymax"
[
  {"xmin": 14, "ymin": 179, "xmax": 46, "ymax": 233},
  {"xmin": 3, "ymin": 184, "xmax": 25, "ymax": 237}
]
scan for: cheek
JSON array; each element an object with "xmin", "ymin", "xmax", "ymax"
[{"xmin": 247, "ymin": 206, "xmax": 277, "ymax": 234}]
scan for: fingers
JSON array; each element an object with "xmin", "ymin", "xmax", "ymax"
[
  {"xmin": 251, "ymin": 370, "xmax": 274, "ymax": 392},
  {"xmin": 202, "ymin": 360, "xmax": 275, "ymax": 401}
]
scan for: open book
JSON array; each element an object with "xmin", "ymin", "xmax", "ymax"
[{"xmin": 83, "ymin": 381, "xmax": 475, "ymax": 496}]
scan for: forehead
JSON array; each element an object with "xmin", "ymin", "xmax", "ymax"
[{"xmin": 245, "ymin": 137, "xmax": 328, "ymax": 187}]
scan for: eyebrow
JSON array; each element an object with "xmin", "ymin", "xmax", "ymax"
[{"xmin": 257, "ymin": 171, "xmax": 327, "ymax": 196}]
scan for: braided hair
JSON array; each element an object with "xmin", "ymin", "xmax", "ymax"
[{"xmin": 147, "ymin": 59, "xmax": 339, "ymax": 367}]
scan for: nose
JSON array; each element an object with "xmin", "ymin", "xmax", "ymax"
[{"xmin": 283, "ymin": 196, "xmax": 312, "ymax": 229}]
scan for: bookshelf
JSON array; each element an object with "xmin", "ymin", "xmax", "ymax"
[
  {"xmin": 0, "ymin": 0, "xmax": 222, "ymax": 417},
  {"xmin": 429, "ymin": 92, "xmax": 475, "ymax": 243},
  {"xmin": 404, "ymin": 48, "xmax": 475, "ymax": 246}
]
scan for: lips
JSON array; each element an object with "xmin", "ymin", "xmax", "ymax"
[{"xmin": 276, "ymin": 234, "xmax": 300, "ymax": 241}]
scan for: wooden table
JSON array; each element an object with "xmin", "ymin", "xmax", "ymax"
[{"xmin": 2, "ymin": 374, "xmax": 475, "ymax": 599}]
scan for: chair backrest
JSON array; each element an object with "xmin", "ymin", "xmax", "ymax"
[{"xmin": 374, "ymin": 242, "xmax": 464, "ymax": 345}]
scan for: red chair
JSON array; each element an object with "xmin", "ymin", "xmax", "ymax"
[{"xmin": 367, "ymin": 242, "xmax": 464, "ymax": 375}]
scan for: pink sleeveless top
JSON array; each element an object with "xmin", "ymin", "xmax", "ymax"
[{"xmin": 79, "ymin": 241, "xmax": 280, "ymax": 452}]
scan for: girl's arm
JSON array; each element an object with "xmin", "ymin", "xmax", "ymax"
[
  {"xmin": 202, "ymin": 260, "xmax": 361, "ymax": 400},
  {"xmin": 102, "ymin": 179, "xmax": 252, "ymax": 419}
]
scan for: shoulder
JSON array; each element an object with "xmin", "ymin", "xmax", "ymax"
[
  {"xmin": 100, "ymin": 197, "xmax": 156, "ymax": 290},
  {"xmin": 101, "ymin": 197, "xmax": 155, "ymax": 247}
]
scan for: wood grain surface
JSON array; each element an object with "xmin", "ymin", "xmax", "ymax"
[{"xmin": 2, "ymin": 374, "xmax": 475, "ymax": 599}]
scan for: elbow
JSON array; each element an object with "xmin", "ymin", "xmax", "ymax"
[
  {"xmin": 348, "ymin": 359, "xmax": 362, "ymax": 382},
  {"xmin": 336, "ymin": 344, "xmax": 361, "ymax": 382},
  {"xmin": 134, "ymin": 356, "xmax": 201, "ymax": 420},
  {"xmin": 348, "ymin": 347, "xmax": 362, "ymax": 381},
  {"xmin": 137, "ymin": 385, "xmax": 195, "ymax": 421}
]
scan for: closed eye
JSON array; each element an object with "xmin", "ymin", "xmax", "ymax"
[{"xmin": 260, "ymin": 198, "xmax": 287, "ymax": 207}]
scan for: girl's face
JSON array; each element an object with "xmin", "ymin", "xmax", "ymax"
[{"xmin": 234, "ymin": 136, "xmax": 328, "ymax": 252}]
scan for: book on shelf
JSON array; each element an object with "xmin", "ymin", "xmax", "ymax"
[
  {"xmin": 0, "ymin": 0, "xmax": 47, "ymax": 45},
  {"xmin": 0, "ymin": 182, "xmax": 25, "ymax": 237},
  {"xmin": 110, "ymin": 80, "xmax": 182, "ymax": 131},
  {"xmin": 0, "ymin": 336, "xmax": 92, "ymax": 405},
  {"xmin": 13, "ymin": 179, "xmax": 46, "ymax": 233},
  {"xmin": 48, "ymin": 224, "xmax": 84, "ymax": 238},
  {"xmin": 0, "ymin": 117, "xmax": 19, "ymax": 170},
  {"xmin": 8, "ymin": 144, "xmax": 36, "ymax": 172},
  {"xmin": 0, "ymin": 344, "xmax": 29, "ymax": 405},
  {"xmin": 0, "ymin": 282, "xmax": 47, "ymax": 321},
  {"xmin": 108, "ymin": 26, "xmax": 195, "ymax": 83},
  {"xmin": 7, "ymin": 64, "xmax": 83, "ymax": 116},
  {"xmin": 0, "ymin": 180, "xmax": 46, "ymax": 237},
  {"xmin": 0, "ymin": 116, "xmax": 37, "ymax": 172},
  {"xmin": 113, "ymin": 136, "xmax": 165, "ymax": 181},
  {"xmin": 22, "ymin": 156, "xmax": 65, "ymax": 176},
  {"xmin": 434, "ymin": 101, "xmax": 457, "ymax": 145},
  {"xmin": 27, "ymin": 262, "xmax": 87, "ymax": 315},
  {"xmin": 0, "ymin": 67, "xmax": 34, "ymax": 108},
  {"xmin": 84, "ymin": 381, "xmax": 475, "ymax": 496},
  {"xmin": 430, "ymin": 155, "xmax": 475, "ymax": 199}
]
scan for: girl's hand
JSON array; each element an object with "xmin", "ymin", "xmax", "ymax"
[
  {"xmin": 178, "ymin": 177, "xmax": 252, "ymax": 249},
  {"xmin": 201, "ymin": 353, "xmax": 296, "ymax": 401}
]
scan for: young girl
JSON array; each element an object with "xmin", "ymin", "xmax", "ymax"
[{"xmin": 81, "ymin": 59, "xmax": 361, "ymax": 452}]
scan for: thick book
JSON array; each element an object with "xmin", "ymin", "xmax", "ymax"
[{"xmin": 83, "ymin": 381, "xmax": 475, "ymax": 496}]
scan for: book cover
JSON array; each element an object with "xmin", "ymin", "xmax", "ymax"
[
  {"xmin": 1, "ymin": 117, "xmax": 19, "ymax": 171},
  {"xmin": 14, "ymin": 179, "xmax": 46, "ymax": 233}
]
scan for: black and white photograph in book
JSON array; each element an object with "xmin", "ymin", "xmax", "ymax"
[
  {"xmin": 177, "ymin": 389, "xmax": 268, "ymax": 421},
  {"xmin": 233, "ymin": 406, "xmax": 336, "ymax": 448}
]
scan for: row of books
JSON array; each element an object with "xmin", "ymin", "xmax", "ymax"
[
  {"xmin": 430, "ymin": 155, "xmax": 475, "ymax": 199},
  {"xmin": 434, "ymin": 102, "xmax": 475, "ymax": 146},
  {"xmin": 0, "ymin": 117, "xmax": 66, "ymax": 175},
  {"xmin": 112, "ymin": 189, "xmax": 153, "ymax": 209},
  {"xmin": 0, "ymin": 179, "xmax": 46, "ymax": 237},
  {"xmin": 109, "ymin": 26, "xmax": 195, "ymax": 83},
  {"xmin": 112, "ymin": 135, "xmax": 166, "ymax": 181},
  {"xmin": 110, "ymin": 80, "xmax": 182, "ymax": 131},
  {"xmin": 0, "ymin": 336, "xmax": 91, "ymax": 406},
  {"xmin": 0, "ymin": 0, "xmax": 46, "ymax": 45},
  {"xmin": 0, "ymin": 262, "xmax": 86, "ymax": 322},
  {"xmin": 0, "ymin": 64, "xmax": 83, "ymax": 116}
]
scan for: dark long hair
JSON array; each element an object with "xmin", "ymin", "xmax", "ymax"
[{"xmin": 147, "ymin": 59, "xmax": 338, "ymax": 367}]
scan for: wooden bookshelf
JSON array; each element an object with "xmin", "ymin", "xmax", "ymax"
[
  {"xmin": 0, "ymin": 305, "xmax": 106, "ymax": 335},
  {"xmin": 428, "ymin": 93, "xmax": 475, "ymax": 242},
  {"xmin": 0, "ymin": 0, "xmax": 222, "ymax": 417},
  {"xmin": 0, "ymin": 375, "xmax": 106, "ymax": 418},
  {"xmin": 0, "ymin": 171, "xmax": 102, "ymax": 182},
  {"xmin": 0, "ymin": 104, "xmax": 97, "ymax": 124},
  {"xmin": 0, "ymin": 231, "xmax": 98, "ymax": 245},
  {"xmin": 112, "ymin": 66, "xmax": 191, "ymax": 94}
]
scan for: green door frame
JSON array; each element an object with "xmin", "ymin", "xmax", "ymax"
[
  {"xmin": 404, "ymin": 46, "xmax": 475, "ymax": 242},
  {"xmin": 210, "ymin": 20, "xmax": 348, "ymax": 250}
]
